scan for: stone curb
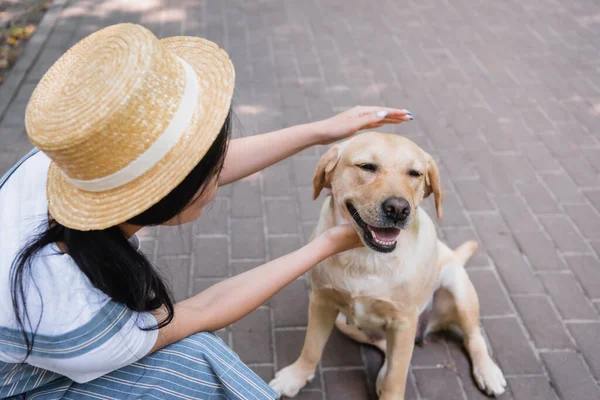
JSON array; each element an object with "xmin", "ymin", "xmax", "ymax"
[{"xmin": 0, "ymin": 0, "xmax": 69, "ymax": 123}]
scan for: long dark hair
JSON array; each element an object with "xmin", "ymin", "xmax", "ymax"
[{"xmin": 10, "ymin": 111, "xmax": 232, "ymax": 358}]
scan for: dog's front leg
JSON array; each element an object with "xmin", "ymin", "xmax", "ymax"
[
  {"xmin": 269, "ymin": 291, "xmax": 338, "ymax": 398},
  {"xmin": 378, "ymin": 312, "xmax": 418, "ymax": 400}
]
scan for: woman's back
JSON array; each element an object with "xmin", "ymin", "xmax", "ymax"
[{"xmin": 0, "ymin": 152, "xmax": 157, "ymax": 397}]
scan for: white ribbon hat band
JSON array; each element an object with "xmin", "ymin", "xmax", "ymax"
[{"xmin": 66, "ymin": 57, "xmax": 200, "ymax": 192}]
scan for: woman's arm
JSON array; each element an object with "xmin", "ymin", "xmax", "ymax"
[
  {"xmin": 218, "ymin": 106, "xmax": 412, "ymax": 185},
  {"xmin": 150, "ymin": 224, "xmax": 360, "ymax": 353},
  {"xmin": 218, "ymin": 122, "xmax": 320, "ymax": 185}
]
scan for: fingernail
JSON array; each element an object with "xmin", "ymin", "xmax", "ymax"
[
  {"xmin": 376, "ymin": 110, "xmax": 389, "ymax": 118},
  {"xmin": 403, "ymin": 109, "xmax": 412, "ymax": 115}
]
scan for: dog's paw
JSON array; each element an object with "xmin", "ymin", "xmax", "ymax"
[
  {"xmin": 269, "ymin": 363, "xmax": 314, "ymax": 398},
  {"xmin": 473, "ymin": 358, "xmax": 507, "ymax": 397}
]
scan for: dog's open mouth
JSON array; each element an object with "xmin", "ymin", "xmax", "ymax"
[{"xmin": 346, "ymin": 202, "xmax": 400, "ymax": 253}]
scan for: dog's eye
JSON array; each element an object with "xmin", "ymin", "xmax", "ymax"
[
  {"xmin": 358, "ymin": 163, "xmax": 377, "ymax": 172},
  {"xmin": 408, "ymin": 169, "xmax": 422, "ymax": 178}
]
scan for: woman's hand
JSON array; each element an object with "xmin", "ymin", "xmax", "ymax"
[
  {"xmin": 318, "ymin": 223, "xmax": 364, "ymax": 256},
  {"xmin": 314, "ymin": 106, "xmax": 413, "ymax": 145}
]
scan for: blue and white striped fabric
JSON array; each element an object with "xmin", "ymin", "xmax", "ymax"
[
  {"xmin": 4, "ymin": 332, "xmax": 277, "ymax": 400},
  {"xmin": 0, "ymin": 150, "xmax": 278, "ymax": 399}
]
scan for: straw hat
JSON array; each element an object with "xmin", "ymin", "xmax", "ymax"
[{"xmin": 25, "ymin": 23, "xmax": 235, "ymax": 230}]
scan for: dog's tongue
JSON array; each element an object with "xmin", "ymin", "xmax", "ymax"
[{"xmin": 369, "ymin": 226, "xmax": 401, "ymax": 242}]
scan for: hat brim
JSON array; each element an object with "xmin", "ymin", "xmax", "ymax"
[{"xmin": 46, "ymin": 37, "xmax": 235, "ymax": 230}]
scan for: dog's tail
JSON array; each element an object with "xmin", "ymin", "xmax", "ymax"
[{"xmin": 453, "ymin": 240, "xmax": 478, "ymax": 265}]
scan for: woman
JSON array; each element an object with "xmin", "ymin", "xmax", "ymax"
[{"xmin": 0, "ymin": 24, "xmax": 412, "ymax": 399}]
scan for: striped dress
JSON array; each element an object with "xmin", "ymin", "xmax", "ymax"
[{"xmin": 0, "ymin": 150, "xmax": 277, "ymax": 400}]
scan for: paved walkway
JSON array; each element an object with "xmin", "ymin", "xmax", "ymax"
[{"xmin": 1, "ymin": 0, "xmax": 599, "ymax": 399}]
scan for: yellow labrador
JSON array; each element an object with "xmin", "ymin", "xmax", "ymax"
[{"xmin": 269, "ymin": 132, "xmax": 506, "ymax": 399}]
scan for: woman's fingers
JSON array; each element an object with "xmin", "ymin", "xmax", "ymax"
[
  {"xmin": 358, "ymin": 106, "xmax": 412, "ymax": 118},
  {"xmin": 383, "ymin": 115, "xmax": 413, "ymax": 123},
  {"xmin": 361, "ymin": 115, "xmax": 412, "ymax": 130}
]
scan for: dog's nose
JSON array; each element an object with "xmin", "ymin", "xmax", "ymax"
[{"xmin": 382, "ymin": 197, "xmax": 411, "ymax": 223}]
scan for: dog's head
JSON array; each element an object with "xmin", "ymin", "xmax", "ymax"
[{"xmin": 313, "ymin": 132, "xmax": 444, "ymax": 253}]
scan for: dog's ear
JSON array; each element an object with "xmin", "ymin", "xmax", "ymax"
[
  {"xmin": 423, "ymin": 152, "xmax": 444, "ymax": 220},
  {"xmin": 313, "ymin": 145, "xmax": 342, "ymax": 200}
]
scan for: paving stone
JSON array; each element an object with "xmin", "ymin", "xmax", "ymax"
[
  {"xmin": 516, "ymin": 181, "xmax": 561, "ymax": 214},
  {"xmin": 413, "ymin": 368, "xmax": 464, "ymax": 400},
  {"xmin": 564, "ymin": 204, "xmax": 600, "ymax": 241},
  {"xmin": 26, "ymin": 46, "xmax": 64, "ymax": 82},
  {"xmin": 567, "ymin": 322, "xmax": 600, "ymax": 381},
  {"xmin": 231, "ymin": 260, "xmax": 262, "ymax": 276},
  {"xmin": 523, "ymin": 145, "xmax": 560, "ymax": 172},
  {"xmin": 157, "ymin": 257, "xmax": 191, "ymax": 302},
  {"xmin": 231, "ymin": 180, "xmax": 262, "ymax": 217},
  {"xmin": 560, "ymin": 157, "xmax": 600, "ymax": 187},
  {"xmin": 302, "ymin": 222, "xmax": 318, "ymax": 245},
  {"xmin": 274, "ymin": 330, "xmax": 321, "ymax": 390},
  {"xmin": 297, "ymin": 187, "xmax": 324, "ymax": 222},
  {"xmin": 437, "ymin": 190, "xmax": 470, "ymax": 226},
  {"xmin": 441, "ymin": 226, "xmax": 489, "ymax": 267},
  {"xmin": 292, "ymin": 390, "xmax": 324, "ymax": 400},
  {"xmin": 438, "ymin": 149, "xmax": 478, "ymax": 179},
  {"xmin": 541, "ymin": 173, "xmax": 587, "ymax": 204},
  {"xmin": 446, "ymin": 336, "xmax": 514, "ymax": 400},
  {"xmin": 539, "ymin": 274, "xmax": 598, "ymax": 320},
  {"xmin": 513, "ymin": 231, "xmax": 566, "ymax": 271},
  {"xmin": 507, "ymin": 377, "xmax": 559, "ymax": 400},
  {"xmin": 411, "ymin": 335, "xmax": 451, "ymax": 367},
  {"xmin": 483, "ymin": 317, "xmax": 543, "ymax": 375},
  {"xmin": 192, "ymin": 278, "xmax": 224, "ymax": 294},
  {"xmin": 454, "ymin": 179, "xmax": 495, "ymax": 211},
  {"xmin": 582, "ymin": 148, "xmax": 600, "ymax": 173},
  {"xmin": 269, "ymin": 279, "xmax": 309, "ymax": 327},
  {"xmin": 292, "ymin": 156, "xmax": 319, "ymax": 186},
  {"xmin": 565, "ymin": 255, "xmax": 600, "ymax": 299},
  {"xmin": 499, "ymin": 153, "xmax": 539, "ymax": 183},
  {"xmin": 488, "ymin": 249, "xmax": 544, "ymax": 295},
  {"xmin": 265, "ymin": 198, "xmax": 300, "ymax": 234},
  {"xmin": 194, "ymin": 197, "xmax": 229, "ymax": 235},
  {"xmin": 263, "ymin": 161, "xmax": 294, "ymax": 196},
  {"xmin": 539, "ymin": 215, "xmax": 590, "ymax": 253},
  {"xmin": 250, "ymin": 365, "xmax": 274, "ymax": 384},
  {"xmin": 591, "ymin": 240, "xmax": 600, "ymax": 259},
  {"xmin": 321, "ymin": 327, "xmax": 363, "ymax": 368},
  {"xmin": 156, "ymin": 225, "xmax": 193, "ymax": 257},
  {"xmin": 468, "ymin": 269, "xmax": 513, "ymax": 316},
  {"xmin": 471, "ymin": 213, "xmax": 518, "ymax": 251},
  {"xmin": 46, "ymin": 30, "xmax": 72, "ymax": 49},
  {"xmin": 2, "ymin": 101, "xmax": 27, "ymax": 127},
  {"xmin": 231, "ymin": 219, "xmax": 265, "ymax": 259},
  {"xmin": 511, "ymin": 296, "xmax": 574, "ymax": 349},
  {"xmin": 232, "ymin": 308, "xmax": 273, "ymax": 364},
  {"xmin": 13, "ymin": 83, "xmax": 37, "ymax": 104},
  {"xmin": 139, "ymin": 239, "xmax": 156, "ymax": 261},
  {"xmin": 584, "ymin": 189, "xmax": 600, "ymax": 214},
  {"xmin": 268, "ymin": 235, "xmax": 303, "ymax": 260},
  {"xmin": 323, "ymin": 370, "xmax": 370, "ymax": 400},
  {"xmin": 193, "ymin": 237, "xmax": 228, "ymax": 277},
  {"xmin": 495, "ymin": 194, "xmax": 540, "ymax": 233},
  {"xmin": 541, "ymin": 352, "xmax": 600, "ymax": 400}
]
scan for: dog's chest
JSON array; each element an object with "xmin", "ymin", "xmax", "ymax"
[
  {"xmin": 313, "ymin": 261, "xmax": 412, "ymax": 331},
  {"xmin": 345, "ymin": 297, "xmax": 390, "ymax": 332}
]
